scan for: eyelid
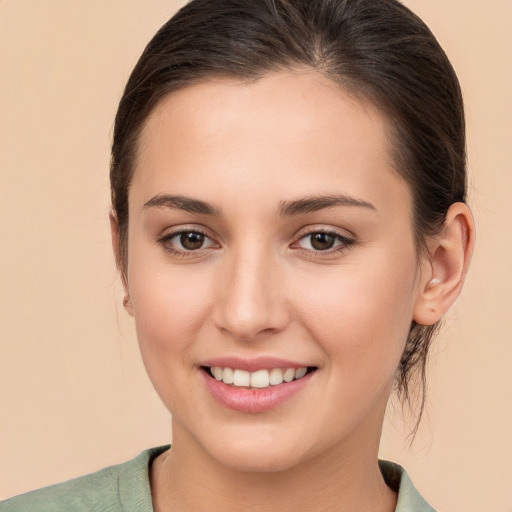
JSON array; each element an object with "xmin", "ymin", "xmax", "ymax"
[
  {"xmin": 156, "ymin": 224, "xmax": 356, "ymax": 257},
  {"xmin": 291, "ymin": 226, "xmax": 357, "ymax": 254},
  {"xmin": 294, "ymin": 225, "xmax": 356, "ymax": 242},
  {"xmin": 157, "ymin": 225, "xmax": 220, "ymax": 255}
]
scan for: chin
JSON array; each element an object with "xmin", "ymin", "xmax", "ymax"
[
  {"xmin": 190, "ymin": 422, "xmax": 325, "ymax": 474},
  {"xmin": 209, "ymin": 442, "xmax": 306, "ymax": 474}
]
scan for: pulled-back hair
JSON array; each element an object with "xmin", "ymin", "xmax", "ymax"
[{"xmin": 110, "ymin": 0, "xmax": 466, "ymax": 428}]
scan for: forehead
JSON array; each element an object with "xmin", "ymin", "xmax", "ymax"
[{"xmin": 132, "ymin": 70, "xmax": 410, "ymax": 215}]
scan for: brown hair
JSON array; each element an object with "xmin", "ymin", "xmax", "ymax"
[{"xmin": 110, "ymin": 0, "xmax": 466, "ymax": 428}]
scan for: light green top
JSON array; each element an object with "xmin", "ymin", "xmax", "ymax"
[{"xmin": 1, "ymin": 446, "xmax": 436, "ymax": 511}]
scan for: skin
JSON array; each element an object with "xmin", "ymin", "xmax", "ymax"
[{"xmin": 111, "ymin": 70, "xmax": 474, "ymax": 511}]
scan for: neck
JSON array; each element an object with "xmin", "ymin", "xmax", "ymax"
[{"xmin": 151, "ymin": 421, "xmax": 396, "ymax": 512}]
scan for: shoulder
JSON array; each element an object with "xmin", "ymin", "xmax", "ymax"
[
  {"xmin": 1, "ymin": 465, "xmax": 124, "ymax": 512},
  {"xmin": 0, "ymin": 446, "xmax": 169, "ymax": 512},
  {"xmin": 379, "ymin": 460, "xmax": 437, "ymax": 512}
]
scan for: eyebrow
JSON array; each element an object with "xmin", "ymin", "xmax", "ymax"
[
  {"xmin": 279, "ymin": 195, "xmax": 376, "ymax": 216},
  {"xmin": 143, "ymin": 194, "xmax": 223, "ymax": 217},
  {"xmin": 142, "ymin": 193, "xmax": 376, "ymax": 217}
]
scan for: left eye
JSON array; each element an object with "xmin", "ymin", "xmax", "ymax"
[
  {"xmin": 297, "ymin": 232, "xmax": 350, "ymax": 251},
  {"xmin": 162, "ymin": 231, "xmax": 215, "ymax": 251}
]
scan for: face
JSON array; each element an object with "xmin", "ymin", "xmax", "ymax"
[{"xmin": 123, "ymin": 71, "xmax": 426, "ymax": 472}]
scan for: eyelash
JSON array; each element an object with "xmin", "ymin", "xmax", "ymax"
[
  {"xmin": 158, "ymin": 228, "xmax": 217, "ymax": 257},
  {"xmin": 293, "ymin": 229, "xmax": 356, "ymax": 256},
  {"xmin": 157, "ymin": 228, "xmax": 355, "ymax": 258}
]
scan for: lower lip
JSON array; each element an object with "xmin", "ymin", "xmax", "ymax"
[{"xmin": 201, "ymin": 370, "xmax": 314, "ymax": 413}]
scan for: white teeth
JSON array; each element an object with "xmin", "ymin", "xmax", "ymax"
[
  {"xmin": 209, "ymin": 366, "xmax": 310, "ymax": 388},
  {"xmin": 295, "ymin": 367, "xmax": 307, "ymax": 379},
  {"xmin": 250, "ymin": 369, "xmax": 270, "ymax": 388},
  {"xmin": 233, "ymin": 369, "xmax": 250, "ymax": 387},
  {"xmin": 283, "ymin": 368, "xmax": 295, "ymax": 382},
  {"xmin": 212, "ymin": 366, "xmax": 223, "ymax": 380},
  {"xmin": 222, "ymin": 367, "xmax": 234, "ymax": 384},
  {"xmin": 269, "ymin": 368, "xmax": 284, "ymax": 385}
]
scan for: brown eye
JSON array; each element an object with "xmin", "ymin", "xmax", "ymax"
[
  {"xmin": 180, "ymin": 232, "xmax": 205, "ymax": 250},
  {"xmin": 296, "ymin": 231, "xmax": 354, "ymax": 253},
  {"xmin": 309, "ymin": 232, "xmax": 336, "ymax": 251},
  {"xmin": 159, "ymin": 230, "xmax": 216, "ymax": 254}
]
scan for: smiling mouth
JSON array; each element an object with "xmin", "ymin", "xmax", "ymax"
[{"xmin": 202, "ymin": 366, "xmax": 317, "ymax": 389}]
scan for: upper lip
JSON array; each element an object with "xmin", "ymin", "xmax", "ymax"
[{"xmin": 200, "ymin": 356, "xmax": 313, "ymax": 372}]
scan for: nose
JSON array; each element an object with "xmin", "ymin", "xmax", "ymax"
[{"xmin": 212, "ymin": 246, "xmax": 291, "ymax": 341}]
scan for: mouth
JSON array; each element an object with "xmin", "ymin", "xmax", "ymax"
[{"xmin": 202, "ymin": 365, "xmax": 317, "ymax": 389}]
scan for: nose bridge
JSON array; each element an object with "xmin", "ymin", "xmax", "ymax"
[{"xmin": 213, "ymin": 240, "xmax": 289, "ymax": 340}]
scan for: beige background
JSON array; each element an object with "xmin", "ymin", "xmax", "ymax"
[{"xmin": 1, "ymin": 0, "xmax": 511, "ymax": 509}]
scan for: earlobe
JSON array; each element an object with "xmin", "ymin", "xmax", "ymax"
[
  {"xmin": 109, "ymin": 210, "xmax": 134, "ymax": 316},
  {"xmin": 413, "ymin": 202, "xmax": 475, "ymax": 326}
]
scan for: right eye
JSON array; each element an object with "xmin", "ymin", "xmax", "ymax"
[{"xmin": 159, "ymin": 230, "xmax": 217, "ymax": 254}]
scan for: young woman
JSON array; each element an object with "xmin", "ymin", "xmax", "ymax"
[{"xmin": 2, "ymin": 0, "xmax": 474, "ymax": 510}]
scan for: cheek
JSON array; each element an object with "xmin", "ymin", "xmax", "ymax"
[
  {"xmin": 127, "ymin": 257, "xmax": 213, "ymax": 370},
  {"xmin": 126, "ymin": 262, "xmax": 219, "ymax": 422},
  {"xmin": 291, "ymin": 250, "xmax": 418, "ymax": 374}
]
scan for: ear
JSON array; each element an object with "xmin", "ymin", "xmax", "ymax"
[
  {"xmin": 109, "ymin": 210, "xmax": 134, "ymax": 316},
  {"xmin": 413, "ymin": 202, "xmax": 475, "ymax": 326}
]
